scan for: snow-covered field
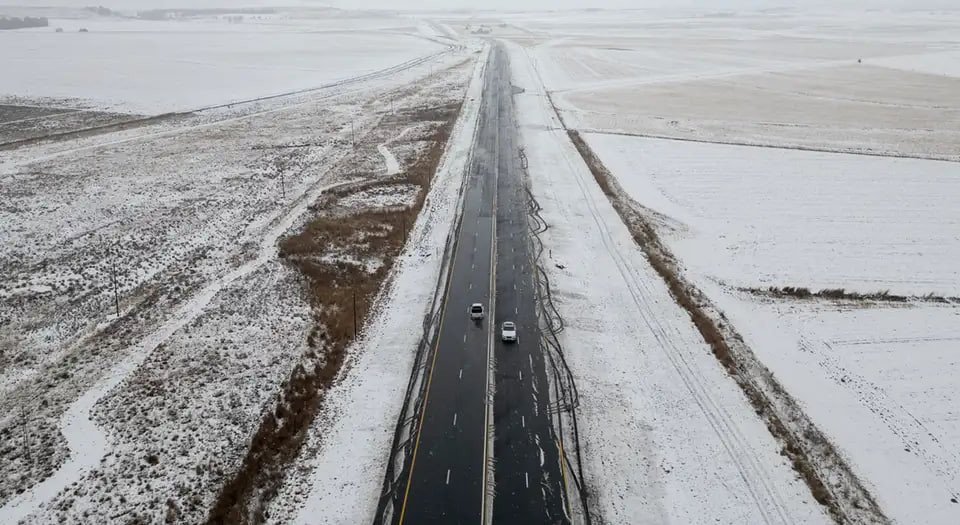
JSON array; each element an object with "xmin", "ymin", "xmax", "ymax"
[
  {"xmin": 505, "ymin": 40, "xmax": 831, "ymax": 525},
  {"xmin": 0, "ymin": 29, "xmax": 476, "ymax": 521},
  {"xmin": 585, "ymin": 135, "xmax": 960, "ymax": 297},
  {"xmin": 583, "ymin": 132, "xmax": 960, "ymax": 523},
  {"xmin": 710, "ymin": 295, "xmax": 960, "ymax": 523},
  {"xmin": 5, "ymin": 3, "xmax": 959, "ymax": 524},
  {"xmin": 499, "ymin": 7, "xmax": 960, "ymax": 524},
  {"xmin": 0, "ymin": 11, "xmax": 445, "ymax": 114},
  {"xmin": 514, "ymin": 9, "xmax": 960, "ymax": 160}
]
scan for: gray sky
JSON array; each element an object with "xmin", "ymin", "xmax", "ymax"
[
  {"xmin": 332, "ymin": 0, "xmax": 957, "ymax": 9},
  {"xmin": 5, "ymin": 0, "xmax": 956, "ymax": 11}
]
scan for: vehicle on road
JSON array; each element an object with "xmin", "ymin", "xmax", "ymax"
[
  {"xmin": 470, "ymin": 303, "xmax": 484, "ymax": 320},
  {"xmin": 501, "ymin": 321, "xmax": 517, "ymax": 342}
]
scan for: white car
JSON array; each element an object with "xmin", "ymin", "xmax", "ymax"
[
  {"xmin": 501, "ymin": 321, "xmax": 517, "ymax": 343},
  {"xmin": 470, "ymin": 303, "xmax": 484, "ymax": 320}
]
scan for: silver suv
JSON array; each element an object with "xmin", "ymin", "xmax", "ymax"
[
  {"xmin": 469, "ymin": 303, "xmax": 484, "ymax": 320},
  {"xmin": 501, "ymin": 321, "xmax": 517, "ymax": 342}
]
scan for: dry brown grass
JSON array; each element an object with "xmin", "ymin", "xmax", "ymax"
[
  {"xmin": 568, "ymin": 129, "xmax": 859, "ymax": 520},
  {"xmin": 206, "ymin": 104, "xmax": 459, "ymax": 525},
  {"xmin": 758, "ymin": 286, "xmax": 957, "ymax": 304}
]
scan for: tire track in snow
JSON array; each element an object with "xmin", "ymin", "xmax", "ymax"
[
  {"xmin": 377, "ymin": 144, "xmax": 402, "ymax": 175},
  {"xmin": 0, "ymin": 177, "xmax": 356, "ymax": 523},
  {"xmin": 804, "ymin": 337, "xmax": 960, "ymax": 503},
  {"xmin": 378, "ymin": 124, "xmax": 420, "ymax": 176},
  {"xmin": 554, "ymin": 113, "xmax": 792, "ymax": 525}
]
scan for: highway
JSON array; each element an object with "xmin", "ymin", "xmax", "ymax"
[
  {"xmin": 489, "ymin": 44, "xmax": 569, "ymax": 525},
  {"xmin": 396, "ymin": 43, "xmax": 569, "ymax": 524}
]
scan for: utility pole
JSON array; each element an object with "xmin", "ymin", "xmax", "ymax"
[
  {"xmin": 274, "ymin": 157, "xmax": 286, "ymax": 199},
  {"xmin": 402, "ymin": 214, "xmax": 407, "ymax": 245},
  {"xmin": 352, "ymin": 290, "xmax": 358, "ymax": 339},
  {"xmin": 21, "ymin": 404, "xmax": 28, "ymax": 464},
  {"xmin": 20, "ymin": 391, "xmax": 41, "ymax": 467},
  {"xmin": 351, "ymin": 121, "xmax": 356, "ymax": 149},
  {"xmin": 111, "ymin": 254, "xmax": 120, "ymax": 317}
]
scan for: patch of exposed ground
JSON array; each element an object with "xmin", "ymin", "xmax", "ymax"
[
  {"xmin": 567, "ymin": 129, "xmax": 889, "ymax": 525},
  {"xmin": 0, "ymin": 103, "xmax": 143, "ymax": 146},
  {"xmin": 0, "ymin": 104, "xmax": 72, "ymax": 123}
]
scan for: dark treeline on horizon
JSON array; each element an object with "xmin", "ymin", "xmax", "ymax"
[{"xmin": 0, "ymin": 16, "xmax": 49, "ymax": 30}]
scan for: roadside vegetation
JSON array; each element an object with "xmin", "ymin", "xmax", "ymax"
[
  {"xmin": 751, "ymin": 286, "xmax": 959, "ymax": 304},
  {"xmin": 207, "ymin": 103, "xmax": 460, "ymax": 524}
]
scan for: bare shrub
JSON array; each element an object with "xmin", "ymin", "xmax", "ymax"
[{"xmin": 760, "ymin": 286, "xmax": 939, "ymax": 304}]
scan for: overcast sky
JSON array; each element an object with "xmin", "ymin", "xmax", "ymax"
[
  {"xmin": 5, "ymin": 0, "xmax": 956, "ymax": 10},
  {"xmin": 334, "ymin": 0, "xmax": 957, "ymax": 9}
]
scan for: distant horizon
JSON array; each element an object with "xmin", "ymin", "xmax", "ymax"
[{"xmin": 3, "ymin": 0, "xmax": 960, "ymax": 13}]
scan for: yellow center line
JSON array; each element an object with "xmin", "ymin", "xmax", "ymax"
[{"xmin": 397, "ymin": 209, "xmax": 465, "ymax": 524}]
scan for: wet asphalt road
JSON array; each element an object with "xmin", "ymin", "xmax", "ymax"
[{"xmin": 397, "ymin": 43, "xmax": 568, "ymax": 525}]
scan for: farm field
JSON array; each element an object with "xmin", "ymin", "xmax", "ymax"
[
  {"xmin": 581, "ymin": 129, "xmax": 960, "ymax": 524},
  {"xmin": 496, "ymin": 8, "xmax": 960, "ymax": 523},
  {"xmin": 585, "ymin": 134, "xmax": 960, "ymax": 296},
  {"xmin": 4, "ymin": 3, "xmax": 960, "ymax": 524},
  {"xmin": 510, "ymin": 9, "xmax": 960, "ymax": 160},
  {"xmin": 503, "ymin": 37, "xmax": 834, "ymax": 525},
  {"xmin": 0, "ymin": 5, "xmax": 475, "ymax": 521},
  {"xmin": 0, "ymin": 13, "xmax": 444, "ymax": 114}
]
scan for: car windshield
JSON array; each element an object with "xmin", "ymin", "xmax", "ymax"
[
  {"xmin": 472, "ymin": 305, "xmax": 482, "ymax": 312},
  {"xmin": 504, "ymin": 323, "xmax": 514, "ymax": 330}
]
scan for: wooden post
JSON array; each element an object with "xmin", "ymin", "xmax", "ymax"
[
  {"xmin": 21, "ymin": 404, "xmax": 28, "ymax": 462},
  {"xmin": 111, "ymin": 256, "xmax": 120, "ymax": 317}
]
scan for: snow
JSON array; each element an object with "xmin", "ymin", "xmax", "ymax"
[
  {"xmin": 515, "ymin": 10, "xmax": 960, "ymax": 160},
  {"xmin": 264, "ymin": 44, "xmax": 488, "ymax": 524},
  {"xmin": 868, "ymin": 50, "xmax": 960, "ymax": 78},
  {"xmin": 500, "ymin": 17, "xmax": 960, "ymax": 520},
  {"xmin": 583, "ymin": 134, "xmax": 960, "ymax": 296},
  {"xmin": 0, "ymin": 41, "xmax": 477, "ymax": 520},
  {"xmin": 338, "ymin": 184, "xmax": 419, "ymax": 209},
  {"xmin": 705, "ymin": 290, "xmax": 960, "ymax": 524},
  {"xmin": 0, "ymin": 95, "xmax": 372, "ymax": 404},
  {"xmin": 0, "ymin": 16, "xmax": 445, "ymax": 113},
  {"xmin": 1, "ymin": 174, "xmax": 353, "ymax": 523},
  {"xmin": 377, "ymin": 144, "xmax": 403, "ymax": 176},
  {"xmin": 583, "ymin": 130, "xmax": 960, "ymax": 522},
  {"xmin": 13, "ymin": 259, "xmax": 317, "ymax": 523},
  {"xmin": 505, "ymin": 40, "xmax": 830, "ymax": 525}
]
